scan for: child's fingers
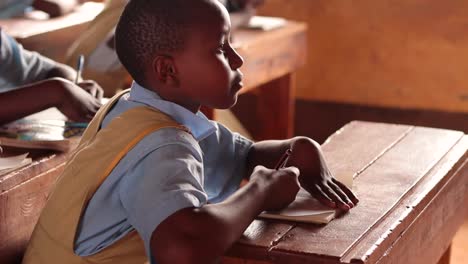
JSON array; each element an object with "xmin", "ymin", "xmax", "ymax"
[
  {"xmin": 96, "ymin": 86, "xmax": 104, "ymax": 101},
  {"xmin": 319, "ymin": 184, "xmax": 350, "ymax": 211},
  {"xmin": 279, "ymin": 166, "xmax": 300, "ymax": 177},
  {"xmin": 328, "ymin": 181, "xmax": 354, "ymax": 208},
  {"xmin": 332, "ymin": 178, "xmax": 359, "ymax": 204},
  {"xmin": 78, "ymin": 80, "xmax": 103, "ymax": 100},
  {"xmin": 312, "ymin": 184, "xmax": 336, "ymax": 209},
  {"xmin": 78, "ymin": 82, "xmax": 96, "ymax": 96}
]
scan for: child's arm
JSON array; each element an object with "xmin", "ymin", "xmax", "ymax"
[
  {"xmin": 151, "ymin": 165, "xmax": 300, "ymax": 264},
  {"xmin": 247, "ymin": 137, "xmax": 359, "ymax": 211},
  {"xmin": 0, "ymin": 29, "xmax": 104, "ymax": 101},
  {"xmin": 44, "ymin": 60, "xmax": 105, "ymax": 101},
  {"xmin": 0, "ymin": 78, "xmax": 101, "ymax": 124}
]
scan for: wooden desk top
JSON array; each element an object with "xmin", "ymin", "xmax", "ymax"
[
  {"xmin": 1, "ymin": 117, "xmax": 466, "ymax": 264},
  {"xmin": 0, "ymin": 2, "xmax": 104, "ymax": 39},
  {"xmin": 0, "ymin": 2, "xmax": 104, "ymax": 61},
  {"xmin": 225, "ymin": 121, "xmax": 468, "ymax": 264}
]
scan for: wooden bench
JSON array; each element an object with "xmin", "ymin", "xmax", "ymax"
[{"xmin": 0, "ymin": 121, "xmax": 466, "ymax": 263}]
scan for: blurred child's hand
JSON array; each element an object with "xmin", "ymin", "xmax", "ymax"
[
  {"xmin": 49, "ymin": 78, "xmax": 102, "ymax": 122},
  {"xmin": 289, "ymin": 138, "xmax": 359, "ymax": 211},
  {"xmin": 77, "ymin": 80, "xmax": 104, "ymax": 101},
  {"xmin": 250, "ymin": 165, "xmax": 300, "ymax": 211}
]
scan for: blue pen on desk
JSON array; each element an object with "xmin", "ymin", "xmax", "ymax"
[
  {"xmin": 65, "ymin": 122, "xmax": 89, "ymax": 128},
  {"xmin": 74, "ymin": 54, "xmax": 85, "ymax": 84}
]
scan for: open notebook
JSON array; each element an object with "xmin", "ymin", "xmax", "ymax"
[
  {"xmin": 258, "ymin": 172, "xmax": 353, "ymax": 224},
  {"xmin": 0, "ymin": 153, "xmax": 32, "ymax": 175},
  {"xmin": 0, "ymin": 108, "xmax": 86, "ymax": 152}
]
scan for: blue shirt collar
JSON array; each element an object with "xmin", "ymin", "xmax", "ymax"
[{"xmin": 128, "ymin": 81, "xmax": 216, "ymax": 141}]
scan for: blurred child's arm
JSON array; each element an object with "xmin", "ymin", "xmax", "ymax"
[
  {"xmin": 45, "ymin": 62, "xmax": 79, "ymax": 82},
  {"xmin": 246, "ymin": 137, "xmax": 359, "ymax": 211},
  {"xmin": 151, "ymin": 165, "xmax": 300, "ymax": 264},
  {"xmin": 0, "ymin": 78, "xmax": 101, "ymax": 124},
  {"xmin": 45, "ymin": 60, "xmax": 104, "ymax": 101},
  {"xmin": 1, "ymin": 28, "xmax": 102, "ymax": 99}
]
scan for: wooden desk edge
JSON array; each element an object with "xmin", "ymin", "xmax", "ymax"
[
  {"xmin": 0, "ymin": 138, "xmax": 79, "ymax": 193},
  {"xmin": 343, "ymin": 135, "xmax": 468, "ymax": 264}
]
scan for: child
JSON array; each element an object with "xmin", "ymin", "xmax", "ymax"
[
  {"xmin": 0, "ymin": 29, "xmax": 103, "ymax": 124},
  {"xmin": 23, "ymin": 1, "xmax": 358, "ymax": 264},
  {"xmin": 65, "ymin": 0, "xmax": 266, "ymax": 96}
]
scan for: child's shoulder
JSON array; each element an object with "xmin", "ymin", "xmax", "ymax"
[{"xmin": 151, "ymin": 126, "xmax": 199, "ymax": 152}]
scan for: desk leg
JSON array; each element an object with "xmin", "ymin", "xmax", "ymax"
[
  {"xmin": 255, "ymin": 73, "xmax": 296, "ymax": 140},
  {"xmin": 437, "ymin": 245, "xmax": 451, "ymax": 264}
]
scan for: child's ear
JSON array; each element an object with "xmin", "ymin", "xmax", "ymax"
[{"xmin": 153, "ymin": 55, "xmax": 179, "ymax": 86}]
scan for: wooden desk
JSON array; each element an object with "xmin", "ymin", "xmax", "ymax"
[
  {"xmin": 0, "ymin": 143, "xmax": 78, "ymax": 263},
  {"xmin": 1, "ymin": 121, "xmax": 466, "ymax": 263},
  {"xmin": 0, "ymin": 2, "xmax": 104, "ymax": 62},
  {"xmin": 210, "ymin": 21, "xmax": 307, "ymax": 140},
  {"xmin": 223, "ymin": 121, "xmax": 468, "ymax": 264}
]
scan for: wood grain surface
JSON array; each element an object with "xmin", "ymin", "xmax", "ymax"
[{"xmin": 223, "ymin": 121, "xmax": 467, "ymax": 264}]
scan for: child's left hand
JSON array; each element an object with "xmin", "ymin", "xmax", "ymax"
[{"xmin": 288, "ymin": 138, "xmax": 359, "ymax": 211}]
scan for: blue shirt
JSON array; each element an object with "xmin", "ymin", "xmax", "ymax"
[
  {"xmin": 0, "ymin": 29, "xmax": 55, "ymax": 91},
  {"xmin": 74, "ymin": 82, "xmax": 253, "ymax": 261},
  {"xmin": 0, "ymin": 0, "xmax": 33, "ymax": 19}
]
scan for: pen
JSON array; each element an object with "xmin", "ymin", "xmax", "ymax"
[
  {"xmin": 65, "ymin": 122, "xmax": 89, "ymax": 128},
  {"xmin": 274, "ymin": 148, "xmax": 292, "ymax": 170},
  {"xmin": 74, "ymin": 54, "xmax": 85, "ymax": 84}
]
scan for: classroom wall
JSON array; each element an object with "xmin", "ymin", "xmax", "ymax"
[{"xmin": 257, "ymin": 0, "xmax": 468, "ymax": 113}]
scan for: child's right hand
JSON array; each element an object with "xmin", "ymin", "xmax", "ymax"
[
  {"xmin": 50, "ymin": 78, "xmax": 102, "ymax": 122},
  {"xmin": 250, "ymin": 165, "xmax": 300, "ymax": 211}
]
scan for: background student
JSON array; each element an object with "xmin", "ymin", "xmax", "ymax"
[{"xmin": 0, "ymin": 29, "xmax": 103, "ymax": 124}]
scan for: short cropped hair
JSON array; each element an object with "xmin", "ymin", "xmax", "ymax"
[{"xmin": 115, "ymin": 0, "xmax": 189, "ymax": 86}]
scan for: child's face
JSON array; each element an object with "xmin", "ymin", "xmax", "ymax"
[{"xmin": 172, "ymin": 0, "xmax": 244, "ymax": 111}]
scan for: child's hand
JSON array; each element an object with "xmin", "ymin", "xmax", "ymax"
[
  {"xmin": 250, "ymin": 165, "xmax": 300, "ymax": 211},
  {"xmin": 49, "ymin": 78, "xmax": 102, "ymax": 122},
  {"xmin": 289, "ymin": 138, "xmax": 359, "ymax": 211},
  {"xmin": 77, "ymin": 80, "xmax": 104, "ymax": 101}
]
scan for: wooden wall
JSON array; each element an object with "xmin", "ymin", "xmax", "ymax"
[{"xmin": 257, "ymin": 0, "xmax": 468, "ymax": 113}]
